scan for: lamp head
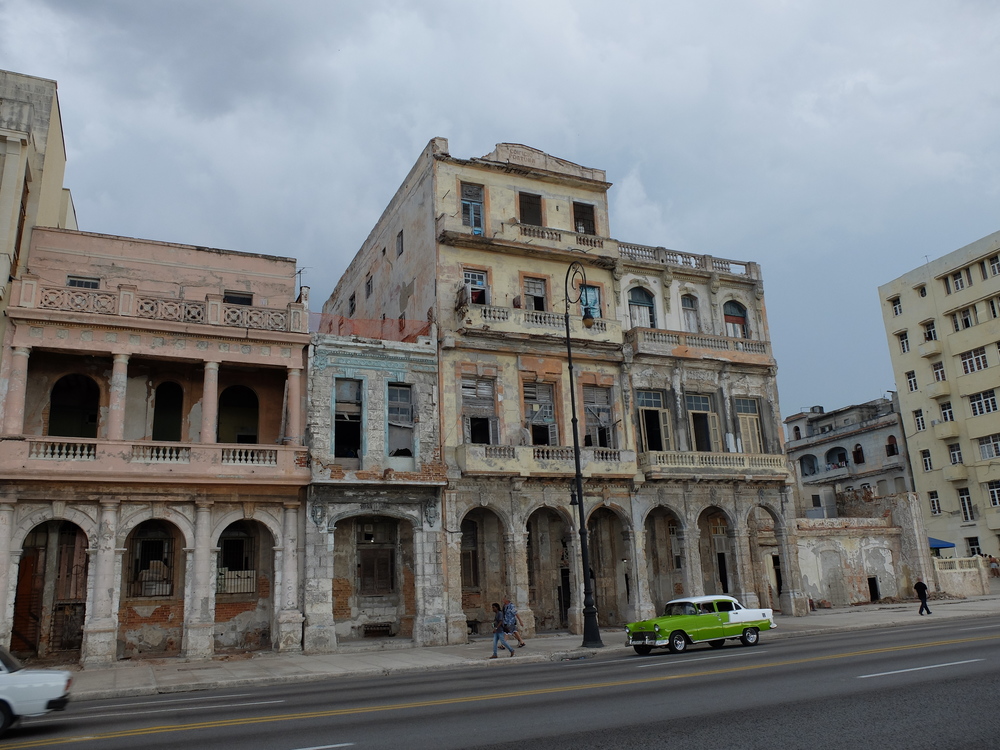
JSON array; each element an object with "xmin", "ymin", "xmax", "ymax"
[{"xmin": 582, "ymin": 308, "xmax": 595, "ymax": 328}]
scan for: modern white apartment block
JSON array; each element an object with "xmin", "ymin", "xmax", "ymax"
[{"xmin": 879, "ymin": 229, "xmax": 1000, "ymax": 558}]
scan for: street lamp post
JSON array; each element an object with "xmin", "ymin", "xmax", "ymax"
[{"xmin": 564, "ymin": 261, "xmax": 604, "ymax": 648}]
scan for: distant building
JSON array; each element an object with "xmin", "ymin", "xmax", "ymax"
[
  {"xmin": 879, "ymin": 230, "xmax": 1000, "ymax": 559},
  {"xmin": 784, "ymin": 396, "xmax": 913, "ymax": 518}
]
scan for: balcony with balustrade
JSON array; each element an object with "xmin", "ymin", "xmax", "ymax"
[
  {"xmin": 459, "ymin": 304, "xmax": 621, "ymax": 345},
  {"xmin": 0, "ymin": 436, "xmax": 310, "ymax": 485},
  {"xmin": 638, "ymin": 450, "xmax": 790, "ymax": 481},
  {"xmin": 455, "ymin": 443, "xmax": 638, "ymax": 479},
  {"xmin": 624, "ymin": 327, "xmax": 773, "ymax": 365}
]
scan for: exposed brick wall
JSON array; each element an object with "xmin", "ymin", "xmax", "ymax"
[
  {"xmin": 215, "ymin": 600, "xmax": 259, "ymax": 622},
  {"xmin": 332, "ymin": 577, "xmax": 352, "ymax": 619},
  {"xmin": 118, "ymin": 602, "xmax": 183, "ymax": 627}
]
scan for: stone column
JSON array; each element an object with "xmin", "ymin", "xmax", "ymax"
[
  {"xmin": 504, "ymin": 531, "xmax": 534, "ymax": 635},
  {"xmin": 183, "ymin": 501, "xmax": 215, "ymax": 657},
  {"xmin": 631, "ymin": 511, "xmax": 655, "ymax": 621},
  {"xmin": 200, "ymin": 361, "xmax": 219, "ymax": 443},
  {"xmin": 565, "ymin": 529, "xmax": 584, "ymax": 635},
  {"xmin": 620, "ymin": 528, "xmax": 641, "ymax": 623},
  {"xmin": 729, "ymin": 527, "xmax": 759, "ymax": 607},
  {"xmin": 303, "ymin": 494, "xmax": 337, "ymax": 652},
  {"xmin": 107, "ymin": 353, "xmax": 130, "ymax": 441},
  {"xmin": 276, "ymin": 502, "xmax": 304, "ymax": 652},
  {"xmin": 285, "ymin": 367, "xmax": 303, "ymax": 445},
  {"xmin": 680, "ymin": 527, "xmax": 705, "ymax": 596},
  {"xmin": 3, "ymin": 346, "xmax": 30, "ymax": 435},
  {"xmin": 82, "ymin": 499, "xmax": 120, "ymax": 665},
  {"xmin": 0, "ymin": 502, "xmax": 16, "ymax": 650},
  {"xmin": 442, "ymin": 491, "xmax": 470, "ymax": 643}
]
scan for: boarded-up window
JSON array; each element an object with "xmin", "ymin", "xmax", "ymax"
[
  {"xmin": 583, "ymin": 386, "xmax": 614, "ymax": 448},
  {"xmin": 462, "ymin": 377, "xmax": 499, "ymax": 445},
  {"xmin": 524, "ymin": 382, "xmax": 557, "ymax": 445}
]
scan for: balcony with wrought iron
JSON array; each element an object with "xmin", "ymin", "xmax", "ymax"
[
  {"xmin": 639, "ymin": 450, "xmax": 790, "ymax": 481},
  {"xmin": 459, "ymin": 304, "xmax": 621, "ymax": 345},
  {"xmin": 624, "ymin": 327, "xmax": 773, "ymax": 364},
  {"xmin": 455, "ymin": 443, "xmax": 638, "ymax": 478},
  {"xmin": 0, "ymin": 436, "xmax": 310, "ymax": 485},
  {"xmin": 9, "ymin": 277, "xmax": 309, "ymax": 334}
]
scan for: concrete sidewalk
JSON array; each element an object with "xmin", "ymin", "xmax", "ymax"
[{"xmin": 63, "ymin": 593, "xmax": 1000, "ymax": 701}]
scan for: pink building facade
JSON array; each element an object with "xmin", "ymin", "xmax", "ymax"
[{"xmin": 0, "ymin": 228, "xmax": 310, "ymax": 664}]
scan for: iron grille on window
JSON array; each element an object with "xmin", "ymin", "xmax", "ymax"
[{"xmin": 127, "ymin": 534, "xmax": 174, "ymax": 597}]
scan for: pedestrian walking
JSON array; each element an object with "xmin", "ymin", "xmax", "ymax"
[
  {"xmin": 502, "ymin": 595, "xmax": 526, "ymax": 648},
  {"xmin": 990, "ymin": 556, "xmax": 999, "ymax": 578},
  {"xmin": 914, "ymin": 577, "xmax": 931, "ymax": 615},
  {"xmin": 490, "ymin": 602, "xmax": 514, "ymax": 659}
]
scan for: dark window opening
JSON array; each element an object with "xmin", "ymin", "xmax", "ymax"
[
  {"xmin": 48, "ymin": 374, "xmax": 100, "ymax": 438},
  {"xmin": 356, "ymin": 517, "xmax": 396, "ymax": 595},
  {"xmin": 152, "ymin": 381, "xmax": 184, "ymax": 442},
  {"xmin": 691, "ymin": 412, "xmax": 714, "ymax": 451},
  {"xmin": 223, "ymin": 292, "xmax": 253, "ymax": 306},
  {"xmin": 217, "ymin": 522, "xmax": 257, "ymax": 594},
  {"xmin": 461, "ymin": 518, "xmax": 480, "ymax": 589},
  {"xmin": 334, "ymin": 379, "xmax": 362, "ymax": 461},
  {"xmin": 127, "ymin": 522, "xmax": 175, "ymax": 598},
  {"xmin": 217, "ymin": 385, "xmax": 259, "ymax": 443},
  {"xmin": 572, "ymin": 202, "xmax": 596, "ymax": 235},
  {"xmin": 519, "ymin": 193, "xmax": 542, "ymax": 226}
]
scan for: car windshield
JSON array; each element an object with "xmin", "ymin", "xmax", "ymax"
[
  {"xmin": 0, "ymin": 647, "xmax": 23, "ymax": 673},
  {"xmin": 664, "ymin": 602, "xmax": 697, "ymax": 616}
]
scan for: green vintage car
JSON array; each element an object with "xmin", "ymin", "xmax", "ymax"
[{"xmin": 624, "ymin": 595, "xmax": 776, "ymax": 655}]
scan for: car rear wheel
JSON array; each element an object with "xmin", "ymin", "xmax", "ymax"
[
  {"xmin": 633, "ymin": 645, "xmax": 653, "ymax": 656},
  {"xmin": 0, "ymin": 702, "xmax": 14, "ymax": 735},
  {"xmin": 667, "ymin": 631, "xmax": 687, "ymax": 653},
  {"xmin": 739, "ymin": 627, "xmax": 759, "ymax": 646},
  {"xmin": 708, "ymin": 639, "xmax": 726, "ymax": 648}
]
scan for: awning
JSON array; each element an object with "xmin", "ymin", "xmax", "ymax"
[{"xmin": 929, "ymin": 537, "xmax": 956, "ymax": 549}]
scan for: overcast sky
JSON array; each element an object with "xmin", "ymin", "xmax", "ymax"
[{"xmin": 4, "ymin": 0, "xmax": 999, "ymax": 420}]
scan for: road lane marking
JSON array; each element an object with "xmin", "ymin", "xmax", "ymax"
[
  {"xmin": 30, "ymin": 700, "xmax": 286, "ymax": 724},
  {"xmin": 858, "ymin": 659, "xmax": 984, "ymax": 678},
  {"xmin": 636, "ymin": 651, "xmax": 770, "ymax": 668},
  {"xmin": 957, "ymin": 624, "xmax": 1000, "ymax": 632},
  {"xmin": 7, "ymin": 633, "xmax": 1000, "ymax": 749},
  {"xmin": 80, "ymin": 693, "xmax": 255, "ymax": 710},
  {"xmin": 291, "ymin": 745, "xmax": 355, "ymax": 749}
]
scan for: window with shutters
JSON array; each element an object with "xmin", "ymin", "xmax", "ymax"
[
  {"xmin": 523, "ymin": 382, "xmax": 557, "ymax": 446},
  {"xmin": 333, "ymin": 379, "xmax": 363, "ymax": 464},
  {"xmin": 462, "ymin": 377, "xmax": 499, "ymax": 445},
  {"xmin": 461, "ymin": 519, "xmax": 480, "ymax": 589},
  {"xmin": 735, "ymin": 397, "xmax": 763, "ymax": 453},
  {"xmin": 572, "ymin": 202, "xmax": 596, "ymax": 235},
  {"xmin": 523, "ymin": 277, "xmax": 547, "ymax": 312},
  {"xmin": 686, "ymin": 393, "xmax": 721, "ymax": 452},
  {"xmin": 461, "ymin": 183, "xmax": 484, "ymax": 235},
  {"xmin": 387, "ymin": 385, "xmax": 413, "ymax": 456},
  {"xmin": 637, "ymin": 390, "xmax": 670, "ymax": 452},
  {"xmin": 583, "ymin": 386, "xmax": 614, "ymax": 448},
  {"xmin": 519, "ymin": 193, "xmax": 542, "ymax": 226},
  {"xmin": 724, "ymin": 301, "xmax": 749, "ymax": 338},
  {"xmin": 852, "ymin": 443, "xmax": 865, "ymax": 464},
  {"xmin": 356, "ymin": 518, "xmax": 396, "ymax": 595},
  {"xmin": 682, "ymin": 295, "xmax": 701, "ymax": 333},
  {"xmin": 628, "ymin": 287, "xmax": 656, "ymax": 329},
  {"xmin": 463, "ymin": 269, "xmax": 490, "ymax": 305},
  {"xmin": 348, "ymin": 293, "xmax": 356, "ymax": 316}
]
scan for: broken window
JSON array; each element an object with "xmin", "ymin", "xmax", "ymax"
[
  {"xmin": 637, "ymin": 389, "xmax": 670, "ymax": 452},
  {"xmin": 461, "ymin": 183, "xmax": 485, "ymax": 235},
  {"xmin": 572, "ymin": 202, "xmax": 596, "ymax": 235},
  {"xmin": 682, "ymin": 295, "xmax": 701, "ymax": 333},
  {"xmin": 523, "ymin": 277, "xmax": 547, "ymax": 312},
  {"xmin": 724, "ymin": 301, "xmax": 749, "ymax": 338},
  {"xmin": 356, "ymin": 518, "xmax": 396, "ymax": 595},
  {"xmin": 735, "ymin": 398, "xmax": 762, "ymax": 454},
  {"xmin": 388, "ymin": 384, "xmax": 414, "ymax": 456},
  {"xmin": 523, "ymin": 382, "xmax": 557, "ymax": 446},
  {"xmin": 464, "ymin": 269, "xmax": 490, "ymax": 305},
  {"xmin": 583, "ymin": 386, "xmax": 614, "ymax": 448},
  {"xmin": 334, "ymin": 378, "xmax": 362, "ymax": 463},
  {"xmin": 462, "ymin": 377, "xmax": 499, "ymax": 445},
  {"xmin": 519, "ymin": 193, "xmax": 542, "ymax": 226},
  {"xmin": 629, "ymin": 287, "xmax": 656, "ymax": 329},
  {"xmin": 685, "ymin": 394, "xmax": 720, "ymax": 452}
]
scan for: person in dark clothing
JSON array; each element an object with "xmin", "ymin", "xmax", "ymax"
[{"xmin": 914, "ymin": 577, "xmax": 931, "ymax": 615}]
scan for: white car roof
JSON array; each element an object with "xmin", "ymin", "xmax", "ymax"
[{"xmin": 666, "ymin": 595, "xmax": 741, "ymax": 605}]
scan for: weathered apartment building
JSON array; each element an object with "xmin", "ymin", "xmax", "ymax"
[
  {"xmin": 880, "ymin": 229, "xmax": 1000, "ymax": 560},
  {"xmin": 0, "ymin": 227, "xmax": 311, "ymax": 664},
  {"xmin": 320, "ymin": 138, "xmax": 807, "ymax": 646}
]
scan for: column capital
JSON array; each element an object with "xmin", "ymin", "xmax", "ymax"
[{"xmin": 11, "ymin": 346, "xmax": 31, "ymax": 357}]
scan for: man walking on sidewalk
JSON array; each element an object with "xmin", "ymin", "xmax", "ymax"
[{"xmin": 914, "ymin": 577, "xmax": 931, "ymax": 615}]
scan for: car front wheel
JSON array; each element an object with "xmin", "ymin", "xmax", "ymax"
[
  {"xmin": 739, "ymin": 627, "xmax": 759, "ymax": 646},
  {"xmin": 0, "ymin": 703, "xmax": 14, "ymax": 735},
  {"xmin": 667, "ymin": 631, "xmax": 688, "ymax": 653},
  {"xmin": 633, "ymin": 645, "xmax": 653, "ymax": 656}
]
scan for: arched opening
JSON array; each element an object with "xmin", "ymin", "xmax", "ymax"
[
  {"xmin": 628, "ymin": 287, "xmax": 656, "ymax": 329},
  {"xmin": 793, "ymin": 426, "xmax": 801, "ymax": 440},
  {"xmin": 852, "ymin": 444, "xmax": 865, "ymax": 464},
  {"xmin": 215, "ymin": 520, "xmax": 274, "ymax": 652},
  {"xmin": 681, "ymin": 294, "xmax": 700, "ymax": 333},
  {"xmin": 526, "ymin": 507, "xmax": 572, "ymax": 631},
  {"xmin": 587, "ymin": 507, "xmax": 628, "ymax": 626},
  {"xmin": 799, "ymin": 454, "xmax": 818, "ymax": 476},
  {"xmin": 723, "ymin": 300, "xmax": 749, "ymax": 338},
  {"xmin": 218, "ymin": 385, "xmax": 259, "ymax": 443},
  {"xmin": 825, "ymin": 447, "xmax": 848, "ymax": 469},
  {"xmin": 459, "ymin": 508, "xmax": 508, "ymax": 633},
  {"xmin": 644, "ymin": 508, "xmax": 684, "ymax": 612},
  {"xmin": 152, "ymin": 381, "xmax": 184, "ymax": 442},
  {"xmin": 120, "ymin": 520, "xmax": 185, "ymax": 658},
  {"xmin": 48, "ymin": 374, "xmax": 99, "ymax": 438},
  {"xmin": 748, "ymin": 505, "xmax": 783, "ymax": 612},
  {"xmin": 697, "ymin": 508, "xmax": 735, "ymax": 596},
  {"xmin": 11, "ymin": 521, "xmax": 88, "ymax": 658},
  {"xmin": 886, "ymin": 435, "xmax": 899, "ymax": 457},
  {"xmin": 333, "ymin": 515, "xmax": 416, "ymax": 639}
]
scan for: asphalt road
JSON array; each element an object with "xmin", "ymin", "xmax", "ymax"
[{"xmin": 7, "ymin": 620, "xmax": 1000, "ymax": 750}]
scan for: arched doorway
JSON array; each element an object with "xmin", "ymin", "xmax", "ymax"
[
  {"xmin": 48, "ymin": 374, "xmax": 99, "ymax": 438},
  {"xmin": 459, "ymin": 508, "xmax": 508, "ymax": 632},
  {"xmin": 215, "ymin": 520, "xmax": 274, "ymax": 652},
  {"xmin": 748, "ymin": 505, "xmax": 783, "ymax": 611},
  {"xmin": 119, "ymin": 520, "xmax": 185, "ymax": 658},
  {"xmin": 587, "ymin": 507, "xmax": 628, "ymax": 626},
  {"xmin": 10, "ymin": 521, "xmax": 88, "ymax": 658},
  {"xmin": 152, "ymin": 381, "xmax": 184, "ymax": 441},
  {"xmin": 697, "ymin": 508, "xmax": 735, "ymax": 595},
  {"xmin": 332, "ymin": 515, "xmax": 416, "ymax": 639},
  {"xmin": 723, "ymin": 300, "xmax": 748, "ymax": 338},
  {"xmin": 644, "ymin": 507, "xmax": 684, "ymax": 611},
  {"xmin": 218, "ymin": 385, "xmax": 259, "ymax": 443},
  {"xmin": 526, "ymin": 507, "xmax": 572, "ymax": 631}
]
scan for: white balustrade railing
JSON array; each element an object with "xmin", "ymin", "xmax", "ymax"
[
  {"xmin": 643, "ymin": 451, "xmax": 787, "ymax": 470},
  {"xmin": 222, "ymin": 447, "xmax": 278, "ymax": 466},
  {"xmin": 28, "ymin": 440, "xmax": 97, "ymax": 460},
  {"xmin": 131, "ymin": 444, "xmax": 191, "ymax": 463}
]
